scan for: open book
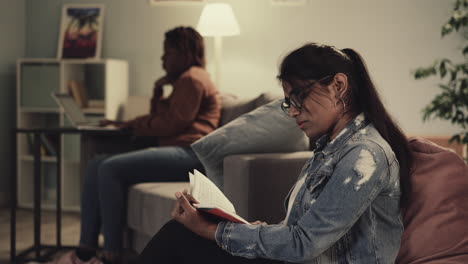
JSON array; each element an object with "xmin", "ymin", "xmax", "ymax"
[{"xmin": 189, "ymin": 170, "xmax": 250, "ymax": 224}]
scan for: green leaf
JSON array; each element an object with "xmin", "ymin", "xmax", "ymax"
[
  {"xmin": 442, "ymin": 23, "xmax": 453, "ymax": 36},
  {"xmin": 438, "ymin": 84, "xmax": 451, "ymax": 92},
  {"xmin": 455, "ymin": 110, "xmax": 465, "ymax": 124},
  {"xmin": 450, "ymin": 71, "xmax": 458, "ymax": 81},
  {"xmin": 414, "ymin": 66, "xmax": 437, "ymax": 79},
  {"xmin": 461, "ymin": 79, "xmax": 468, "ymax": 90},
  {"xmin": 449, "ymin": 134, "xmax": 461, "ymax": 144},
  {"xmin": 422, "ymin": 105, "xmax": 433, "ymax": 121},
  {"xmin": 463, "ymin": 132, "xmax": 468, "ymax": 145},
  {"xmin": 462, "ymin": 134, "xmax": 468, "ymax": 144},
  {"xmin": 440, "ymin": 61, "xmax": 447, "ymax": 78}
]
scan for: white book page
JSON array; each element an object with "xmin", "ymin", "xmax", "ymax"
[
  {"xmin": 189, "ymin": 169, "xmax": 236, "ymax": 214},
  {"xmin": 189, "ymin": 172, "xmax": 195, "ymax": 194}
]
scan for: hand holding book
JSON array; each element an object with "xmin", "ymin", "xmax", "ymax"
[
  {"xmin": 187, "ymin": 170, "xmax": 250, "ymax": 224},
  {"xmin": 171, "ymin": 170, "xmax": 251, "ymax": 241},
  {"xmin": 171, "ymin": 190, "xmax": 219, "ymax": 241}
]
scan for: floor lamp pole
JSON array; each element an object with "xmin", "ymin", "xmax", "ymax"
[{"xmin": 214, "ymin": 36, "xmax": 222, "ymax": 89}]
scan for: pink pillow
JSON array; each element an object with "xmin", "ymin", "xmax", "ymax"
[{"xmin": 396, "ymin": 137, "xmax": 468, "ymax": 263}]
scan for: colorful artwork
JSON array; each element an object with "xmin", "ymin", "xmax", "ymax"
[{"xmin": 58, "ymin": 5, "xmax": 104, "ymax": 59}]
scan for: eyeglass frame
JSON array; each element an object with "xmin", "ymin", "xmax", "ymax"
[{"xmin": 280, "ymin": 75, "xmax": 333, "ymax": 116}]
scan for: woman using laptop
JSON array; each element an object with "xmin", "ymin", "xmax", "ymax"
[{"xmin": 56, "ymin": 26, "xmax": 220, "ymax": 264}]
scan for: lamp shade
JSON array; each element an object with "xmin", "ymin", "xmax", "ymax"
[{"xmin": 197, "ymin": 3, "xmax": 240, "ymax": 37}]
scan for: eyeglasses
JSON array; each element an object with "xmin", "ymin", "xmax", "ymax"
[{"xmin": 281, "ymin": 75, "xmax": 332, "ymax": 116}]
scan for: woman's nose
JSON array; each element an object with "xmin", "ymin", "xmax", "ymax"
[{"xmin": 289, "ymin": 105, "xmax": 300, "ymax": 118}]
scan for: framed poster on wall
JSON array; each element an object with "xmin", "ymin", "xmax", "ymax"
[{"xmin": 57, "ymin": 4, "xmax": 105, "ymax": 59}]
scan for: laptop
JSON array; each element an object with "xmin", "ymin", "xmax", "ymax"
[{"xmin": 51, "ymin": 92, "xmax": 120, "ymax": 130}]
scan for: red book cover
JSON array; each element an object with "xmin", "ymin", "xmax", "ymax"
[{"xmin": 196, "ymin": 206, "xmax": 250, "ymax": 224}]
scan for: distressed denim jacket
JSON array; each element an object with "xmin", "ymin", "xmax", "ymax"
[{"xmin": 215, "ymin": 113, "xmax": 403, "ymax": 263}]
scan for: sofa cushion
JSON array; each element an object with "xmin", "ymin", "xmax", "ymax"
[
  {"xmin": 219, "ymin": 92, "xmax": 281, "ymax": 126},
  {"xmin": 396, "ymin": 137, "xmax": 468, "ymax": 263},
  {"xmin": 191, "ymin": 99, "xmax": 309, "ymax": 189}
]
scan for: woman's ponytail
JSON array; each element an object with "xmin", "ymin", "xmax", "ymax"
[{"xmin": 342, "ymin": 48, "xmax": 412, "ymax": 206}]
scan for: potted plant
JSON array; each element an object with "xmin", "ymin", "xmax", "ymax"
[{"xmin": 413, "ymin": 0, "xmax": 467, "ymax": 151}]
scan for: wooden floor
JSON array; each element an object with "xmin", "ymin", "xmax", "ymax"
[{"xmin": 0, "ymin": 208, "xmax": 81, "ymax": 264}]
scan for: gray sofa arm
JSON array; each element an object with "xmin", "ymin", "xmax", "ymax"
[{"xmin": 223, "ymin": 151, "xmax": 313, "ymax": 224}]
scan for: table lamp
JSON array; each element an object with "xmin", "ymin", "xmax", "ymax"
[{"xmin": 197, "ymin": 3, "xmax": 240, "ymax": 89}]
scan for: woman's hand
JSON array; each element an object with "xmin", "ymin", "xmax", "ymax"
[
  {"xmin": 181, "ymin": 189, "xmax": 199, "ymax": 204},
  {"xmin": 171, "ymin": 192, "xmax": 218, "ymax": 241},
  {"xmin": 154, "ymin": 76, "xmax": 171, "ymax": 88},
  {"xmin": 153, "ymin": 76, "xmax": 171, "ymax": 99}
]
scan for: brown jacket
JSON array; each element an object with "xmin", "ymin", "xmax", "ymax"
[{"xmin": 130, "ymin": 66, "xmax": 220, "ymax": 147}]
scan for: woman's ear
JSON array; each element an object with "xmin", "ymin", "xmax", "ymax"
[{"xmin": 333, "ymin": 73, "xmax": 348, "ymax": 98}]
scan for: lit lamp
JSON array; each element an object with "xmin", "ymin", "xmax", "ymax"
[{"xmin": 197, "ymin": 3, "xmax": 240, "ymax": 89}]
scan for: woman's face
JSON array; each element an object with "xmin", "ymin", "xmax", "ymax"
[
  {"xmin": 283, "ymin": 78, "xmax": 342, "ymax": 141},
  {"xmin": 162, "ymin": 40, "xmax": 189, "ymax": 77}
]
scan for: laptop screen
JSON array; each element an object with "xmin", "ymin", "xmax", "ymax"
[{"xmin": 51, "ymin": 93, "xmax": 88, "ymax": 126}]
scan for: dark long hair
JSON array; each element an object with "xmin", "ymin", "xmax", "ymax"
[
  {"xmin": 165, "ymin": 26, "xmax": 206, "ymax": 68},
  {"xmin": 278, "ymin": 43, "xmax": 412, "ymax": 205}
]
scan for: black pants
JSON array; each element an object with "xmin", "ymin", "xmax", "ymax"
[{"xmin": 136, "ymin": 220, "xmax": 282, "ymax": 264}]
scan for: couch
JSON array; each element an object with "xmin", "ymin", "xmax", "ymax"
[
  {"xmin": 123, "ymin": 93, "xmax": 312, "ymax": 253},
  {"xmin": 122, "ymin": 94, "xmax": 468, "ymax": 262}
]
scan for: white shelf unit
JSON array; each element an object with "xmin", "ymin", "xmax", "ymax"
[{"xmin": 16, "ymin": 58, "xmax": 129, "ymax": 211}]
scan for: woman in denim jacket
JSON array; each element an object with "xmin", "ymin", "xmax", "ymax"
[{"xmin": 137, "ymin": 43, "xmax": 413, "ymax": 264}]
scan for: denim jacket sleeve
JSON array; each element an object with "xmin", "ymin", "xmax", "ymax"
[{"xmin": 215, "ymin": 141, "xmax": 391, "ymax": 262}]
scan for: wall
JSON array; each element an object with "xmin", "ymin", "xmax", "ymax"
[
  {"xmin": 25, "ymin": 0, "xmax": 462, "ymax": 136},
  {"xmin": 0, "ymin": 0, "xmax": 25, "ymax": 206}
]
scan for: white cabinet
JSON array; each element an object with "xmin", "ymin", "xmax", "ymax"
[{"xmin": 16, "ymin": 58, "xmax": 129, "ymax": 211}]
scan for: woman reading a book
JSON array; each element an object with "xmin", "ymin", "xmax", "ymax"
[
  {"xmin": 137, "ymin": 43, "xmax": 412, "ymax": 264},
  {"xmin": 55, "ymin": 26, "xmax": 220, "ymax": 264}
]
